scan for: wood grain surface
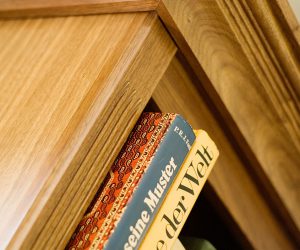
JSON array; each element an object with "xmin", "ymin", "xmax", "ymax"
[
  {"xmin": 153, "ymin": 54, "xmax": 297, "ymax": 250},
  {"xmin": 0, "ymin": 0, "xmax": 158, "ymax": 17},
  {"xmin": 276, "ymin": 0, "xmax": 300, "ymax": 45},
  {"xmin": 159, "ymin": 0, "xmax": 300, "ymax": 244},
  {"xmin": 0, "ymin": 12, "xmax": 175, "ymax": 249},
  {"xmin": 217, "ymin": 0, "xmax": 300, "ymax": 146}
]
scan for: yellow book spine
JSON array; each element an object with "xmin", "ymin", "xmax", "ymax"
[{"xmin": 140, "ymin": 130, "xmax": 219, "ymax": 250}]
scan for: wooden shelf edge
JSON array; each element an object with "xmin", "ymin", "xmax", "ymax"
[
  {"xmin": 0, "ymin": 0, "xmax": 159, "ymax": 18},
  {"xmin": 1, "ymin": 13, "xmax": 176, "ymax": 249}
]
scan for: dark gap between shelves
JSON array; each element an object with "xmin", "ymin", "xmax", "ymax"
[{"xmin": 180, "ymin": 184, "xmax": 244, "ymax": 250}]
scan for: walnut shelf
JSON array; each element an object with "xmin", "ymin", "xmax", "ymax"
[{"xmin": 0, "ymin": 12, "xmax": 176, "ymax": 249}]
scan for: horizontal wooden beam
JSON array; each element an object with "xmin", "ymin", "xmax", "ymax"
[{"xmin": 0, "ymin": 0, "xmax": 158, "ymax": 18}]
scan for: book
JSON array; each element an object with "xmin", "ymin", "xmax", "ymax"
[
  {"xmin": 67, "ymin": 112, "xmax": 196, "ymax": 250},
  {"xmin": 171, "ymin": 238, "xmax": 185, "ymax": 250},
  {"xmin": 140, "ymin": 130, "xmax": 219, "ymax": 250}
]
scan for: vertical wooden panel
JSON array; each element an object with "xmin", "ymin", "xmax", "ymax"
[
  {"xmin": 153, "ymin": 54, "xmax": 296, "ymax": 250},
  {"xmin": 159, "ymin": 0, "xmax": 300, "ymax": 243}
]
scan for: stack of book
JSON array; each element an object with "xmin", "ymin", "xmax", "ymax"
[{"xmin": 67, "ymin": 113, "xmax": 219, "ymax": 250}]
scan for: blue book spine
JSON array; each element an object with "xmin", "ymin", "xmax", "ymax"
[{"xmin": 104, "ymin": 115, "xmax": 195, "ymax": 250}]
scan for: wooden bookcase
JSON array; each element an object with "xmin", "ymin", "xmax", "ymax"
[{"xmin": 0, "ymin": 1, "xmax": 299, "ymax": 249}]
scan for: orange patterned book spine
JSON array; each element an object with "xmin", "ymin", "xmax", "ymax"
[{"xmin": 67, "ymin": 113, "xmax": 176, "ymax": 249}]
